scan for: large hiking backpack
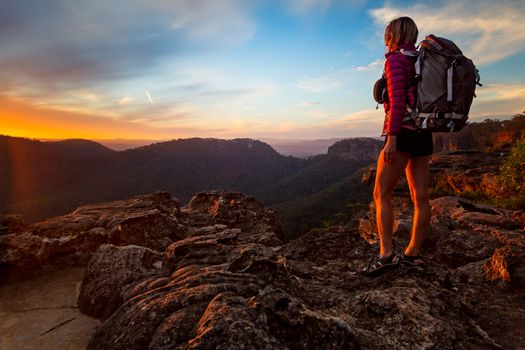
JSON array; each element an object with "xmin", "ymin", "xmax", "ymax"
[{"xmin": 403, "ymin": 34, "xmax": 481, "ymax": 132}]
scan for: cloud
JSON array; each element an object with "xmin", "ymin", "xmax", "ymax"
[
  {"xmin": 172, "ymin": 76, "xmax": 278, "ymax": 103},
  {"xmin": 369, "ymin": 0, "xmax": 525, "ymax": 65},
  {"xmin": 285, "ymin": 0, "xmax": 367, "ymax": 15},
  {"xmin": 296, "ymin": 101, "xmax": 321, "ymax": 107},
  {"xmin": 117, "ymin": 97, "xmax": 136, "ymax": 105},
  {"xmin": 286, "ymin": 0, "xmax": 332, "ymax": 14},
  {"xmin": 325, "ymin": 108, "xmax": 384, "ymax": 125},
  {"xmin": 295, "ymin": 56, "xmax": 385, "ymax": 94},
  {"xmin": 246, "ymin": 109, "xmax": 385, "ymax": 139},
  {"xmin": 469, "ymin": 83, "xmax": 525, "ymax": 120},
  {"xmin": 170, "ymin": 14, "xmax": 194, "ymax": 30},
  {"xmin": 317, "ymin": 108, "xmax": 385, "ymax": 137},
  {"xmin": 352, "ymin": 58, "xmax": 383, "ymax": 72},
  {"xmin": 0, "ymin": 0, "xmax": 257, "ymax": 96},
  {"xmin": 173, "ymin": 1, "xmax": 256, "ymax": 46},
  {"xmin": 295, "ymin": 68, "xmax": 353, "ymax": 93},
  {"xmin": 145, "ymin": 91, "xmax": 156, "ymax": 109},
  {"xmin": 0, "ymin": 95, "xmax": 225, "ymax": 140}
]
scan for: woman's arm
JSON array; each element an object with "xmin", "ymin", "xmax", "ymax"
[{"xmin": 385, "ymin": 55, "xmax": 407, "ymax": 136}]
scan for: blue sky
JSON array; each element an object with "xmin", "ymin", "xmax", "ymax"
[{"xmin": 1, "ymin": 0, "xmax": 524, "ymax": 140}]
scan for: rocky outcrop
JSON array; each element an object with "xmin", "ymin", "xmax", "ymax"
[
  {"xmin": 0, "ymin": 191, "xmax": 284, "ymax": 274},
  {"xmin": 429, "ymin": 150, "xmax": 510, "ymax": 198},
  {"xmin": 0, "ymin": 215, "xmax": 27, "ymax": 236},
  {"xmin": 2, "ymin": 190, "xmax": 524, "ymax": 349},
  {"xmin": 72, "ymin": 192, "xmax": 523, "ymax": 349},
  {"xmin": 0, "ymin": 192, "xmax": 185, "ymax": 271},
  {"xmin": 432, "ymin": 113, "xmax": 525, "ymax": 152},
  {"xmin": 78, "ymin": 244, "xmax": 165, "ymax": 319},
  {"xmin": 81, "ymin": 229, "xmax": 357, "ymax": 350},
  {"xmin": 358, "ymin": 194, "xmax": 524, "ymax": 348},
  {"xmin": 327, "ymin": 138, "xmax": 383, "ymax": 162},
  {"xmin": 361, "ymin": 148, "xmax": 515, "ymax": 205},
  {"xmin": 181, "ymin": 191, "xmax": 285, "ymax": 245}
]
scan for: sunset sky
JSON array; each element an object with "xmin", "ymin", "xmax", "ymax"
[{"xmin": 1, "ymin": 0, "xmax": 524, "ymax": 141}]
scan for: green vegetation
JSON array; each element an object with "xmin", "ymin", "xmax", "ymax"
[
  {"xmin": 0, "ymin": 135, "xmax": 379, "ymax": 230},
  {"xmin": 427, "ymin": 112, "xmax": 525, "ymax": 210},
  {"xmin": 269, "ymin": 169, "xmax": 372, "ymax": 240},
  {"xmin": 496, "ymin": 137, "xmax": 525, "ymax": 209},
  {"xmin": 500, "ymin": 137, "xmax": 525, "ymax": 193}
]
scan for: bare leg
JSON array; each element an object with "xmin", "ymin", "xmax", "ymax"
[
  {"xmin": 373, "ymin": 149, "xmax": 410, "ymax": 258},
  {"xmin": 404, "ymin": 155, "xmax": 430, "ymax": 256}
]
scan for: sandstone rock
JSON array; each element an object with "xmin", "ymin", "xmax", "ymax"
[
  {"xmin": 513, "ymin": 210, "xmax": 525, "ymax": 227},
  {"xmin": 3, "ymin": 190, "xmax": 525, "ymax": 349},
  {"xmin": 357, "ymin": 195, "xmax": 414, "ymax": 245},
  {"xmin": 0, "ymin": 215, "xmax": 26, "ymax": 235},
  {"xmin": 450, "ymin": 258, "xmax": 490, "ymax": 286},
  {"xmin": 484, "ymin": 246, "xmax": 525, "ymax": 289},
  {"xmin": 359, "ymin": 196, "xmax": 525, "ymax": 270},
  {"xmin": 81, "ymin": 214, "xmax": 358, "ymax": 349},
  {"xmin": 352, "ymin": 286, "xmax": 497, "ymax": 349},
  {"xmin": 429, "ymin": 150, "xmax": 509, "ymax": 198},
  {"xmin": 78, "ymin": 244, "xmax": 165, "ymax": 319},
  {"xmin": 327, "ymin": 138, "xmax": 382, "ymax": 162},
  {"xmin": 181, "ymin": 190, "xmax": 285, "ymax": 245},
  {"xmin": 0, "ymin": 231, "xmax": 47, "ymax": 269},
  {"xmin": 393, "ymin": 218, "xmax": 412, "ymax": 241},
  {"xmin": 0, "ymin": 192, "xmax": 185, "ymax": 272},
  {"xmin": 32, "ymin": 191, "xmax": 184, "ymax": 246},
  {"xmin": 365, "ymin": 149, "xmax": 516, "ymax": 203}
]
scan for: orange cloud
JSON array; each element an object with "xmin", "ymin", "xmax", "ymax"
[{"xmin": 0, "ymin": 96, "xmax": 225, "ymax": 140}]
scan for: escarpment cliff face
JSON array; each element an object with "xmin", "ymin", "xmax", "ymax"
[
  {"xmin": 327, "ymin": 138, "xmax": 383, "ymax": 162},
  {"xmin": 432, "ymin": 113, "xmax": 525, "ymax": 152},
  {"xmin": 2, "ymin": 190, "xmax": 523, "ymax": 349},
  {"xmin": 429, "ymin": 149, "xmax": 510, "ymax": 198},
  {"xmin": 362, "ymin": 147, "xmax": 516, "ymax": 206}
]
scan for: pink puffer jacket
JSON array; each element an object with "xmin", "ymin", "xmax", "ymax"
[{"xmin": 382, "ymin": 43, "xmax": 418, "ymax": 136}]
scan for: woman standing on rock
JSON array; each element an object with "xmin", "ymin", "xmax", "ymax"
[{"xmin": 366, "ymin": 16, "xmax": 432, "ymax": 276}]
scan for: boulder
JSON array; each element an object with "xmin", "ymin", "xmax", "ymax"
[
  {"xmin": 78, "ymin": 244, "xmax": 165, "ymax": 319},
  {"xmin": 0, "ymin": 215, "xmax": 27, "ymax": 236},
  {"xmin": 181, "ymin": 190, "xmax": 285, "ymax": 245},
  {"xmin": 0, "ymin": 192, "xmax": 185, "ymax": 272}
]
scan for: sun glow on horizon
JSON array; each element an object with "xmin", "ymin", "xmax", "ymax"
[{"xmin": 1, "ymin": 0, "xmax": 524, "ymax": 141}]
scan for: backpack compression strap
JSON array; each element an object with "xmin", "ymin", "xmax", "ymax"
[{"xmin": 447, "ymin": 61, "xmax": 455, "ymax": 102}]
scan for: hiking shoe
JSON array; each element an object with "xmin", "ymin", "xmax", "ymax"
[
  {"xmin": 397, "ymin": 252, "xmax": 426, "ymax": 267},
  {"xmin": 365, "ymin": 253, "xmax": 400, "ymax": 277}
]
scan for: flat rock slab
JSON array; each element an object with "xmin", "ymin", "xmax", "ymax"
[{"xmin": 0, "ymin": 267, "xmax": 99, "ymax": 350}]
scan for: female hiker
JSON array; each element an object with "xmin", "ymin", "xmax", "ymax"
[{"xmin": 366, "ymin": 16, "xmax": 432, "ymax": 276}]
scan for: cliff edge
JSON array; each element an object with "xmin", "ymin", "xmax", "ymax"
[{"xmin": 1, "ymin": 191, "xmax": 524, "ymax": 349}]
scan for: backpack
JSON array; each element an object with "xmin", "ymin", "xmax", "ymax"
[{"xmin": 404, "ymin": 34, "xmax": 482, "ymax": 132}]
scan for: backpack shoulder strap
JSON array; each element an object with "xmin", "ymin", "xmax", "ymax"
[
  {"xmin": 414, "ymin": 48, "xmax": 425, "ymax": 79},
  {"xmin": 399, "ymin": 48, "xmax": 418, "ymax": 57}
]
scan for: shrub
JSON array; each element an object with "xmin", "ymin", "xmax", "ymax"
[
  {"xmin": 495, "ymin": 137, "xmax": 525, "ymax": 210},
  {"xmin": 500, "ymin": 138, "xmax": 525, "ymax": 194}
]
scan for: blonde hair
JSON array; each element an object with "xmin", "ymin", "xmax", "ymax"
[{"xmin": 384, "ymin": 17, "xmax": 418, "ymax": 52}]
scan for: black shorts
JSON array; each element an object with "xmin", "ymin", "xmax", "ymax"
[{"xmin": 382, "ymin": 127, "xmax": 433, "ymax": 158}]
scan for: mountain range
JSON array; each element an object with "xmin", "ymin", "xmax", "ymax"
[
  {"xmin": 1, "ymin": 112, "xmax": 523, "ymax": 238},
  {"xmin": 0, "ymin": 136, "xmax": 382, "ymax": 238}
]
